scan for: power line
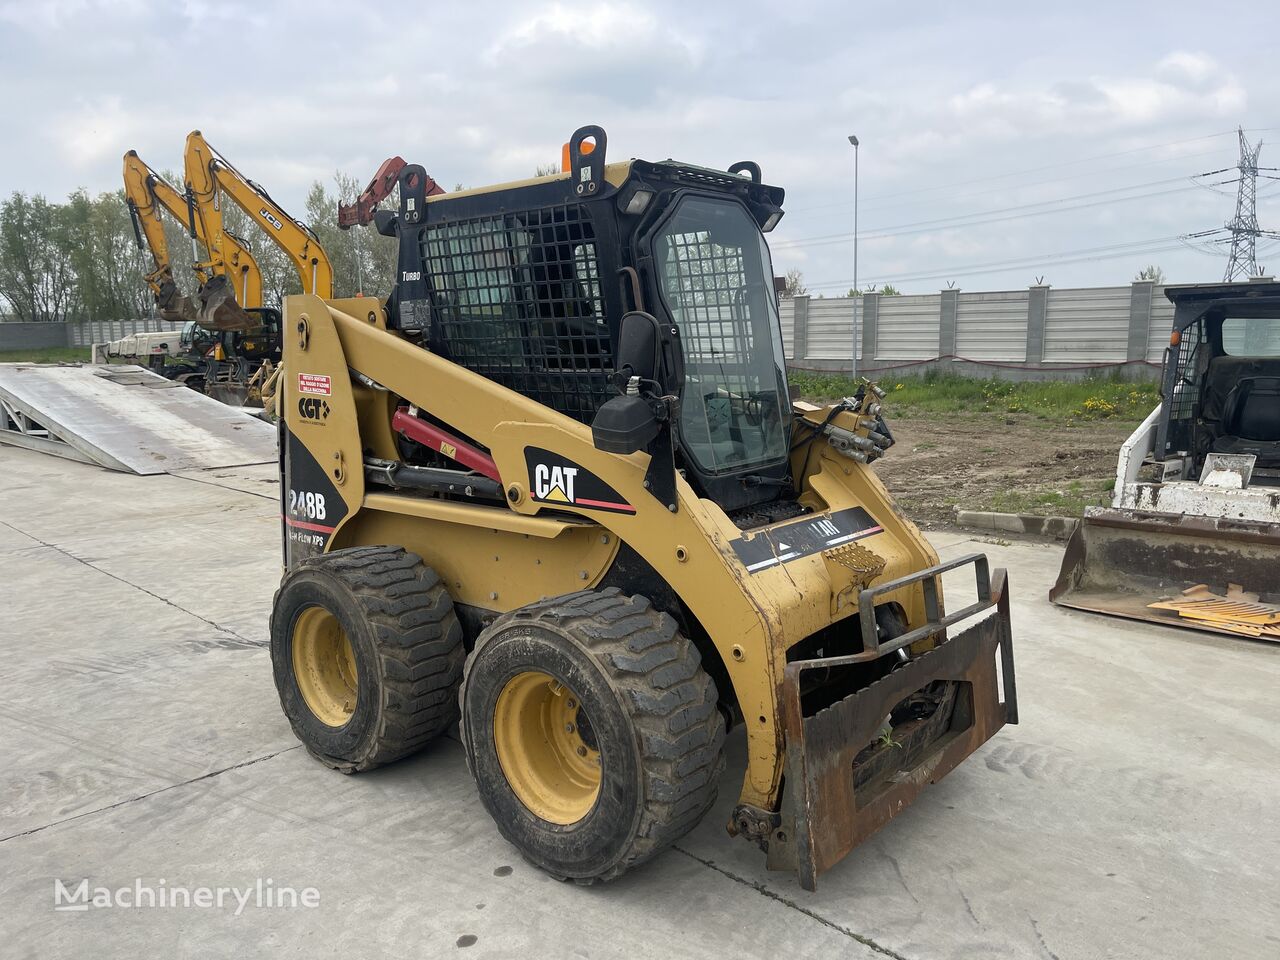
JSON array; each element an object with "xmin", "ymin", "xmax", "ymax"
[
  {"xmin": 781, "ymin": 128, "xmax": 1280, "ymax": 291},
  {"xmin": 773, "ymin": 175, "xmax": 1234, "ymax": 250},
  {"xmin": 779, "ymin": 174, "xmax": 1198, "ymax": 244},
  {"xmin": 786, "ymin": 129, "xmax": 1261, "ymax": 216},
  {"xmin": 802, "ymin": 233, "xmax": 1219, "ymax": 291},
  {"xmin": 791, "ymin": 146, "xmax": 1234, "ymax": 218}
]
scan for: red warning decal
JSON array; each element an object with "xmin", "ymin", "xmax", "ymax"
[{"xmin": 297, "ymin": 373, "xmax": 332, "ymax": 396}]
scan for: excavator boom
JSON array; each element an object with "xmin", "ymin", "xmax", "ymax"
[
  {"xmin": 185, "ymin": 130, "xmax": 334, "ymax": 300},
  {"xmin": 122, "ymin": 151, "xmax": 201, "ymax": 322},
  {"xmin": 337, "ymin": 156, "xmax": 444, "ymax": 229},
  {"xmin": 123, "ymin": 150, "xmax": 264, "ymax": 332}
]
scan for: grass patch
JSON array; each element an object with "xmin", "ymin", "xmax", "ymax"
[
  {"xmin": 789, "ymin": 369, "xmax": 1158, "ymax": 422},
  {"xmin": 0, "ymin": 346, "xmax": 90, "ymax": 363},
  {"xmin": 978, "ymin": 478, "xmax": 1114, "ymax": 517}
]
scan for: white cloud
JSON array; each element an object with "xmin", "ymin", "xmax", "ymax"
[
  {"xmin": 489, "ymin": 2, "xmax": 701, "ymax": 62},
  {"xmin": 49, "ymin": 95, "xmax": 153, "ymax": 171},
  {"xmin": 1158, "ymin": 51, "xmax": 1218, "ymax": 85},
  {"xmin": 947, "ymin": 57, "xmax": 1245, "ymax": 138},
  {"xmin": 0, "ymin": 2, "xmax": 1274, "ymax": 293}
]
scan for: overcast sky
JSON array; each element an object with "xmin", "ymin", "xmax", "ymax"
[{"xmin": 2, "ymin": 0, "xmax": 1277, "ymax": 294}]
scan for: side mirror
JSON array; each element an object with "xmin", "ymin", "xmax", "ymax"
[
  {"xmin": 592, "ymin": 395, "xmax": 660, "ymax": 454},
  {"xmin": 616, "ymin": 311, "xmax": 661, "ymax": 383},
  {"xmin": 373, "ymin": 209, "xmax": 397, "ymax": 237}
]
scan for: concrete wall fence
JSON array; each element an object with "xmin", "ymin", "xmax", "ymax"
[
  {"xmin": 6, "ymin": 283, "xmax": 1176, "ymax": 381},
  {"xmin": 781, "ymin": 280, "xmax": 1176, "ymax": 381},
  {"xmin": 0, "ymin": 317, "xmax": 183, "ymax": 352}
]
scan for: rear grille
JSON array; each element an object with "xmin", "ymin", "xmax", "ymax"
[
  {"xmin": 420, "ymin": 203, "xmax": 614, "ymax": 423},
  {"xmin": 729, "ymin": 499, "xmax": 809, "ymax": 530}
]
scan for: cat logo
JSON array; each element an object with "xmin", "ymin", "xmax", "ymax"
[
  {"xmin": 533, "ymin": 464, "xmax": 578, "ymax": 503},
  {"xmin": 524, "ymin": 448, "xmax": 636, "ymax": 515}
]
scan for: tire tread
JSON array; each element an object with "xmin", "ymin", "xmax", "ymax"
[
  {"xmin": 275, "ymin": 546, "xmax": 464, "ymax": 773},
  {"xmin": 460, "ymin": 587, "xmax": 725, "ymax": 883}
]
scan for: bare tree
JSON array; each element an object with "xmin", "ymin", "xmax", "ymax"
[
  {"xmin": 779, "ymin": 268, "xmax": 807, "ymax": 299},
  {"xmin": 303, "ymin": 173, "xmax": 399, "ymax": 298},
  {"xmin": 1135, "ymin": 265, "xmax": 1166, "ymax": 283},
  {"xmin": 845, "ymin": 283, "xmax": 900, "ymax": 297}
]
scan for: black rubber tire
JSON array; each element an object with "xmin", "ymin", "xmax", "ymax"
[
  {"xmin": 459, "ymin": 588, "xmax": 726, "ymax": 883},
  {"xmin": 270, "ymin": 546, "xmax": 464, "ymax": 772}
]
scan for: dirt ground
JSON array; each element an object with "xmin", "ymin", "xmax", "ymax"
[{"xmin": 870, "ymin": 414, "xmax": 1140, "ymax": 529}]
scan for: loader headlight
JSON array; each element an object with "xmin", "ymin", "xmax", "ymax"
[
  {"xmin": 747, "ymin": 198, "xmax": 784, "ymax": 233},
  {"xmin": 618, "ymin": 186, "xmax": 654, "ymax": 216}
]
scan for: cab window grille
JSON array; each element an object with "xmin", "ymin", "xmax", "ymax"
[
  {"xmin": 1169, "ymin": 319, "xmax": 1205, "ymax": 422},
  {"xmin": 420, "ymin": 204, "xmax": 613, "ymax": 423},
  {"xmin": 660, "ymin": 231, "xmax": 753, "ymax": 393},
  {"xmin": 654, "ymin": 196, "xmax": 790, "ymax": 476}
]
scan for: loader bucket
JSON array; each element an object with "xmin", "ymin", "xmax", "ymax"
[
  {"xmin": 1050, "ymin": 507, "xmax": 1280, "ymax": 635},
  {"xmin": 206, "ymin": 381, "xmax": 252, "ymax": 407},
  {"xmin": 194, "ymin": 275, "xmax": 255, "ymax": 332},
  {"xmin": 771, "ymin": 558, "xmax": 1017, "ymax": 891}
]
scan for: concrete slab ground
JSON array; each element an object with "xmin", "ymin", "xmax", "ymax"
[{"xmin": 1, "ymin": 445, "xmax": 1277, "ymax": 959}]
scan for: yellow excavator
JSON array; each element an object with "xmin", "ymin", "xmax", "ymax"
[
  {"xmin": 123, "ymin": 151, "xmax": 273, "ymax": 400},
  {"xmin": 184, "ymin": 130, "xmax": 333, "ymax": 302},
  {"xmin": 183, "ymin": 130, "xmax": 335, "ymax": 409},
  {"xmin": 123, "ymin": 150, "xmax": 263, "ymax": 329}
]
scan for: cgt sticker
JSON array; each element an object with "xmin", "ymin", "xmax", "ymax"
[
  {"xmin": 297, "ymin": 373, "xmax": 332, "ymax": 396},
  {"xmin": 524, "ymin": 448, "xmax": 635, "ymax": 515},
  {"xmin": 731, "ymin": 506, "xmax": 883, "ymax": 574},
  {"xmin": 297, "ymin": 396, "xmax": 330, "ymax": 423}
]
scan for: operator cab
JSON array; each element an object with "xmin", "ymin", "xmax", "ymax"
[
  {"xmin": 382, "ymin": 127, "xmax": 791, "ymax": 514},
  {"xmin": 179, "ymin": 308, "xmax": 282, "ymax": 364},
  {"xmin": 1159, "ymin": 281, "xmax": 1280, "ymax": 485}
]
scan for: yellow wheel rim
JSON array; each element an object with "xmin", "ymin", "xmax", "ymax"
[
  {"xmin": 291, "ymin": 606, "xmax": 358, "ymax": 727},
  {"xmin": 493, "ymin": 671, "xmax": 602, "ymax": 824}
]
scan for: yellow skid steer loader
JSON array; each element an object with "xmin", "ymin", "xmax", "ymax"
[{"xmin": 270, "ymin": 127, "xmax": 1018, "ymax": 890}]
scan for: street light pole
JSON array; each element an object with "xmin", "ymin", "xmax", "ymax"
[{"xmin": 848, "ymin": 134, "xmax": 859, "ymax": 375}]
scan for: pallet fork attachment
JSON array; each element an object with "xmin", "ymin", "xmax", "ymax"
[{"xmin": 774, "ymin": 559, "xmax": 1017, "ymax": 890}]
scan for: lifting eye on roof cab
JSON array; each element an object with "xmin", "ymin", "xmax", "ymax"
[{"xmin": 566, "ymin": 125, "xmax": 608, "ymax": 196}]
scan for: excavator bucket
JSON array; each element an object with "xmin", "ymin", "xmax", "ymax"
[
  {"xmin": 153, "ymin": 276, "xmax": 201, "ymax": 325},
  {"xmin": 1050, "ymin": 507, "xmax": 1280, "ymax": 638},
  {"xmin": 194, "ymin": 275, "xmax": 255, "ymax": 332}
]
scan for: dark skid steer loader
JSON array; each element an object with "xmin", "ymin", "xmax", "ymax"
[
  {"xmin": 269, "ymin": 126, "xmax": 1018, "ymax": 890},
  {"xmin": 1051, "ymin": 281, "xmax": 1280, "ymax": 636}
]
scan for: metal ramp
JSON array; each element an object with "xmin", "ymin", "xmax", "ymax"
[{"xmin": 0, "ymin": 363, "xmax": 276, "ymax": 475}]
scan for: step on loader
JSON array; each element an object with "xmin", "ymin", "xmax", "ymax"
[{"xmin": 269, "ymin": 127, "xmax": 1018, "ymax": 890}]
